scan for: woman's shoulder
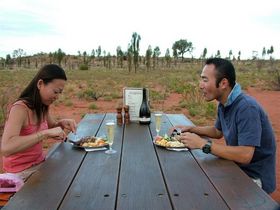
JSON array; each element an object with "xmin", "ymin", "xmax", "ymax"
[
  {"xmin": 9, "ymin": 100, "xmax": 30, "ymax": 113},
  {"xmin": 13, "ymin": 100, "xmax": 27, "ymax": 106}
]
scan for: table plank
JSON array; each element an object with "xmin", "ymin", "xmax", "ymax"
[
  {"xmin": 150, "ymin": 114, "xmax": 229, "ymax": 209},
  {"xmin": 3, "ymin": 113, "xmax": 106, "ymax": 210},
  {"xmin": 68, "ymin": 113, "xmax": 106, "ymax": 141},
  {"xmin": 117, "ymin": 122, "xmax": 173, "ymax": 210},
  {"xmin": 167, "ymin": 114, "xmax": 280, "ymax": 210},
  {"xmin": 59, "ymin": 113, "xmax": 123, "ymax": 210}
]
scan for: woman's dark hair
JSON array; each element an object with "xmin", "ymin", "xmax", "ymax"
[
  {"xmin": 18, "ymin": 64, "xmax": 67, "ymax": 125},
  {"xmin": 205, "ymin": 58, "xmax": 236, "ymax": 88}
]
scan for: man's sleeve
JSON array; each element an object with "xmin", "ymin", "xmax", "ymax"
[
  {"xmin": 237, "ymin": 106, "xmax": 261, "ymax": 146},
  {"xmin": 214, "ymin": 111, "xmax": 222, "ymax": 131}
]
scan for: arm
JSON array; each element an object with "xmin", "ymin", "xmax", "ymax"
[
  {"xmin": 1, "ymin": 106, "xmax": 66, "ymax": 156},
  {"xmin": 210, "ymin": 142, "xmax": 255, "ymax": 164},
  {"xmin": 178, "ymin": 132, "xmax": 255, "ymax": 164},
  {"xmin": 174, "ymin": 125, "xmax": 223, "ymax": 139},
  {"xmin": 47, "ymin": 114, "xmax": 77, "ymax": 133}
]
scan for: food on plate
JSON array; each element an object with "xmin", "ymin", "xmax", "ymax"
[
  {"xmin": 154, "ymin": 134, "xmax": 185, "ymax": 148},
  {"xmin": 78, "ymin": 136, "xmax": 108, "ymax": 147}
]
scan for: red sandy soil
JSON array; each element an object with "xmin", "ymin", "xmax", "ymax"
[
  {"xmin": 0, "ymin": 88, "xmax": 279, "ymax": 202},
  {"xmin": 246, "ymin": 87, "xmax": 280, "ymax": 202}
]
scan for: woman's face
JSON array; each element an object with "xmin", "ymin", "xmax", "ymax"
[{"xmin": 38, "ymin": 79, "xmax": 66, "ymax": 106}]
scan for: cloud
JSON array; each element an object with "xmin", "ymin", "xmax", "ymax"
[{"xmin": 0, "ymin": 0, "xmax": 279, "ymax": 59}]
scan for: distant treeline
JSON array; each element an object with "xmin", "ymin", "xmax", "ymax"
[{"xmin": 0, "ymin": 33, "xmax": 277, "ymax": 72}]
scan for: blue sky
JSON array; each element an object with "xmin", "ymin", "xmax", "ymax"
[{"xmin": 0, "ymin": 0, "xmax": 280, "ymax": 59}]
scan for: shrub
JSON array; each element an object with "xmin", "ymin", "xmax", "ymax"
[
  {"xmin": 79, "ymin": 64, "xmax": 89, "ymax": 70},
  {"xmin": 88, "ymin": 103, "xmax": 98, "ymax": 110},
  {"xmin": 64, "ymin": 100, "xmax": 73, "ymax": 107}
]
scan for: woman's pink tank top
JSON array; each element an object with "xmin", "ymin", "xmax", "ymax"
[{"xmin": 3, "ymin": 101, "xmax": 48, "ymax": 173}]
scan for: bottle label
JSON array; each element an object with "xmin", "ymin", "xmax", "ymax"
[{"xmin": 139, "ymin": 117, "xmax": 151, "ymax": 122}]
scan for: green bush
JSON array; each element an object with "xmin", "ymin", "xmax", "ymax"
[
  {"xmin": 79, "ymin": 64, "xmax": 89, "ymax": 70},
  {"xmin": 64, "ymin": 100, "xmax": 73, "ymax": 107},
  {"xmin": 104, "ymin": 96, "xmax": 112, "ymax": 101},
  {"xmin": 88, "ymin": 103, "xmax": 98, "ymax": 110}
]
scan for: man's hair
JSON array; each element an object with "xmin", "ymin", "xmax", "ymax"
[{"xmin": 205, "ymin": 58, "xmax": 236, "ymax": 88}]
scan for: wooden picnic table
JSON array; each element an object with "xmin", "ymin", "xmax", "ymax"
[{"xmin": 3, "ymin": 113, "xmax": 279, "ymax": 210}]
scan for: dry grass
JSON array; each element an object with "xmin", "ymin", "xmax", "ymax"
[{"xmin": 0, "ymin": 60, "xmax": 279, "ymax": 126}]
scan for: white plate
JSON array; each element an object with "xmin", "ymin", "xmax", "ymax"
[{"xmin": 166, "ymin": 147, "xmax": 189, "ymax": 152}]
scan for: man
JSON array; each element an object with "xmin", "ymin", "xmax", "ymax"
[{"xmin": 177, "ymin": 58, "xmax": 276, "ymax": 194}]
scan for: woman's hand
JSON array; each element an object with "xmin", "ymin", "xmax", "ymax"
[
  {"xmin": 56, "ymin": 119, "xmax": 77, "ymax": 133},
  {"xmin": 43, "ymin": 127, "xmax": 67, "ymax": 141}
]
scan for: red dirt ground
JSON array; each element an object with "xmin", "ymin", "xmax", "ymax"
[
  {"xmin": 246, "ymin": 87, "xmax": 280, "ymax": 202},
  {"xmin": 0, "ymin": 87, "xmax": 279, "ymax": 202}
]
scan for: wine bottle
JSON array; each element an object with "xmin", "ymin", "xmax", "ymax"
[{"xmin": 139, "ymin": 88, "xmax": 151, "ymax": 124}]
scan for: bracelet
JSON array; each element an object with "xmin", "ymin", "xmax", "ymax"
[
  {"xmin": 54, "ymin": 121, "xmax": 59, "ymax": 127},
  {"xmin": 36, "ymin": 132, "xmax": 44, "ymax": 141}
]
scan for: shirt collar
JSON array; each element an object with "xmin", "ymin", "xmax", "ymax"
[{"xmin": 224, "ymin": 83, "xmax": 242, "ymax": 107}]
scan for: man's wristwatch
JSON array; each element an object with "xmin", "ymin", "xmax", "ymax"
[{"xmin": 202, "ymin": 140, "xmax": 212, "ymax": 154}]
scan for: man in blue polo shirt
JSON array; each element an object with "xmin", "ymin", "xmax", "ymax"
[{"xmin": 176, "ymin": 58, "xmax": 276, "ymax": 194}]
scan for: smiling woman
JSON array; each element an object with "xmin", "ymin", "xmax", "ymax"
[{"xmin": 0, "ymin": 64, "xmax": 77, "ymax": 181}]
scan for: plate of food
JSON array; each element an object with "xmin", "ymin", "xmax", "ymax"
[
  {"xmin": 153, "ymin": 134, "xmax": 187, "ymax": 150},
  {"xmin": 69, "ymin": 136, "xmax": 109, "ymax": 150}
]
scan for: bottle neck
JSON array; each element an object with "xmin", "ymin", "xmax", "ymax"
[{"xmin": 142, "ymin": 89, "xmax": 147, "ymax": 102}]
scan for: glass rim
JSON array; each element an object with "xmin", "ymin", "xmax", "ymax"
[
  {"xmin": 105, "ymin": 120, "xmax": 116, "ymax": 125},
  {"xmin": 154, "ymin": 112, "xmax": 163, "ymax": 116}
]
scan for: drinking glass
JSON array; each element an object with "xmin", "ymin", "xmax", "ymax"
[
  {"xmin": 105, "ymin": 120, "xmax": 116, "ymax": 154},
  {"xmin": 155, "ymin": 112, "xmax": 163, "ymax": 136}
]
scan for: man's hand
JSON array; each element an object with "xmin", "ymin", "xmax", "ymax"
[{"xmin": 178, "ymin": 132, "xmax": 207, "ymax": 149}]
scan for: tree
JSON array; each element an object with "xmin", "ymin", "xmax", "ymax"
[
  {"xmin": 91, "ymin": 49, "xmax": 96, "ymax": 64},
  {"xmin": 172, "ymin": 44, "xmax": 178, "ymax": 66},
  {"xmin": 5, "ymin": 54, "xmax": 12, "ymax": 68},
  {"xmin": 237, "ymin": 51, "xmax": 241, "ymax": 60},
  {"xmin": 165, "ymin": 48, "xmax": 171, "ymax": 68},
  {"xmin": 49, "ymin": 52, "xmax": 53, "ymax": 64},
  {"xmin": 106, "ymin": 52, "xmax": 112, "ymax": 69},
  {"xmin": 215, "ymin": 50, "xmax": 221, "ymax": 58},
  {"xmin": 252, "ymin": 51, "xmax": 258, "ymax": 60},
  {"xmin": 96, "ymin": 46, "xmax": 102, "ymax": 58},
  {"xmin": 82, "ymin": 51, "xmax": 88, "ymax": 64},
  {"xmin": 103, "ymin": 50, "xmax": 106, "ymax": 67},
  {"xmin": 53, "ymin": 48, "xmax": 65, "ymax": 66},
  {"xmin": 145, "ymin": 45, "xmax": 152, "ymax": 71},
  {"xmin": 116, "ymin": 46, "xmax": 124, "ymax": 68},
  {"xmin": 152, "ymin": 46, "xmax": 160, "ymax": 68},
  {"xmin": 12, "ymin": 48, "xmax": 25, "ymax": 67},
  {"xmin": 127, "ymin": 44, "xmax": 133, "ymax": 72},
  {"xmin": 267, "ymin": 46, "xmax": 274, "ymax": 60},
  {"xmin": 131, "ymin": 32, "xmax": 141, "ymax": 73},
  {"xmin": 228, "ymin": 50, "xmax": 233, "ymax": 60},
  {"xmin": 262, "ymin": 47, "xmax": 266, "ymax": 59},
  {"xmin": 202, "ymin": 48, "xmax": 207, "ymax": 59},
  {"xmin": 172, "ymin": 39, "xmax": 193, "ymax": 60}
]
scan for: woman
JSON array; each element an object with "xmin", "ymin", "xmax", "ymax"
[{"xmin": 1, "ymin": 64, "xmax": 77, "ymax": 180}]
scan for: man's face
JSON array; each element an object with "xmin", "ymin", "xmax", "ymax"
[{"xmin": 199, "ymin": 64, "xmax": 222, "ymax": 102}]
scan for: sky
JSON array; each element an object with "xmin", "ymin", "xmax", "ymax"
[{"xmin": 0, "ymin": 0, "xmax": 280, "ymax": 59}]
